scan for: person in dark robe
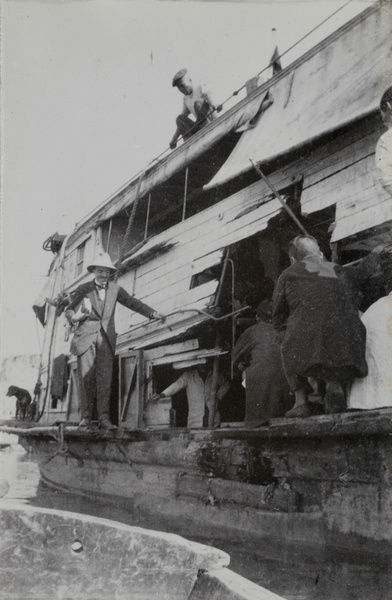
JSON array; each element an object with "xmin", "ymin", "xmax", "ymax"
[
  {"xmin": 272, "ymin": 235, "xmax": 369, "ymax": 417},
  {"xmin": 232, "ymin": 300, "xmax": 293, "ymax": 427}
]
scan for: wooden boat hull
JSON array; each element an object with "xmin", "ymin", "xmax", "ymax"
[
  {"xmin": 9, "ymin": 408, "xmax": 392, "ymax": 559},
  {"xmin": 0, "ymin": 502, "xmax": 282, "ymax": 600}
]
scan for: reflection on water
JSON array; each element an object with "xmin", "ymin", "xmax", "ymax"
[{"xmin": 1, "ymin": 441, "xmax": 391, "ymax": 600}]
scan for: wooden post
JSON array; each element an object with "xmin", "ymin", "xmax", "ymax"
[
  {"xmin": 208, "ymin": 333, "xmax": 221, "ymax": 428},
  {"xmin": 144, "ymin": 194, "xmax": 151, "ymax": 240},
  {"xmin": 249, "ymin": 159, "xmax": 309, "ymax": 235},
  {"xmin": 182, "ymin": 167, "xmax": 189, "ymax": 222},
  {"xmin": 106, "ymin": 219, "xmax": 113, "ymax": 253}
]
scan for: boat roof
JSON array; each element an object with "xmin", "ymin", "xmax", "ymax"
[
  {"xmin": 68, "ymin": 2, "xmax": 390, "ymax": 246},
  {"xmin": 205, "ymin": 1, "xmax": 392, "ymax": 189}
]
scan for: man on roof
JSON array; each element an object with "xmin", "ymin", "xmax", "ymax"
[
  {"xmin": 66, "ymin": 252, "xmax": 164, "ymax": 429},
  {"xmin": 169, "ymin": 68, "xmax": 222, "ymax": 150}
]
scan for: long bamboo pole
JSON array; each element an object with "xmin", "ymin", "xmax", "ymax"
[{"xmin": 249, "ymin": 159, "xmax": 309, "ymax": 236}]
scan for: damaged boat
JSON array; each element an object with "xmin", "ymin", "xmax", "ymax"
[{"xmin": 1, "ymin": 1, "xmax": 392, "ymax": 564}]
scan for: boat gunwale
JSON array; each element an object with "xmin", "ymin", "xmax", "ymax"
[{"xmin": 1, "ymin": 407, "xmax": 391, "ymax": 441}]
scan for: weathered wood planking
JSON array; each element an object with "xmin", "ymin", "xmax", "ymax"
[
  {"xmin": 115, "ymin": 279, "xmax": 219, "ymax": 335},
  {"xmin": 332, "ymin": 201, "xmax": 392, "ymax": 242},
  {"xmin": 302, "ymin": 153, "xmax": 380, "ymax": 215},
  {"xmin": 115, "ymin": 201, "xmax": 281, "ymax": 332},
  {"xmin": 127, "ymin": 122, "xmax": 381, "ymax": 294},
  {"xmin": 60, "ymin": 117, "xmax": 381, "ymax": 311},
  {"xmin": 116, "ymin": 123, "xmax": 386, "ymax": 336},
  {"xmin": 206, "ymin": 3, "xmax": 391, "ymax": 188},
  {"xmin": 49, "ymin": 113, "xmax": 386, "ymax": 359},
  {"xmin": 144, "ymin": 339, "xmax": 199, "ymax": 361},
  {"xmin": 124, "ymin": 319, "xmax": 209, "ymax": 350},
  {"xmin": 57, "ymin": 120, "xmax": 385, "ymax": 356}
]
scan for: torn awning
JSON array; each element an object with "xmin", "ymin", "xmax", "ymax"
[
  {"xmin": 204, "ymin": 3, "xmax": 392, "ymax": 190},
  {"xmin": 70, "ymin": 94, "xmax": 268, "ymax": 241}
]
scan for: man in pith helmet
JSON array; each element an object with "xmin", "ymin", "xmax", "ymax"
[
  {"xmin": 169, "ymin": 68, "xmax": 222, "ymax": 149},
  {"xmin": 66, "ymin": 252, "xmax": 164, "ymax": 429}
]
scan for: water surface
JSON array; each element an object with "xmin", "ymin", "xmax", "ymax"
[{"xmin": 0, "ymin": 440, "xmax": 390, "ymax": 600}]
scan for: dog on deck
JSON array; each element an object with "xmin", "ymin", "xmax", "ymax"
[{"xmin": 6, "ymin": 386, "xmax": 32, "ymax": 421}]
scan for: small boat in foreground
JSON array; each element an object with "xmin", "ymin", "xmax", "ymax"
[{"xmin": 0, "ymin": 502, "xmax": 284, "ymax": 600}]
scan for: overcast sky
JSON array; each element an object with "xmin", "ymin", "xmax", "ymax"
[{"xmin": 1, "ymin": 0, "xmax": 370, "ymax": 358}]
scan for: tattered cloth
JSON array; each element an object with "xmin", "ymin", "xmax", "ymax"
[{"xmin": 51, "ymin": 354, "xmax": 68, "ymax": 399}]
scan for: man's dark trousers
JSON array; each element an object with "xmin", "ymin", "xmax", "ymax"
[{"xmin": 77, "ymin": 330, "xmax": 113, "ymax": 420}]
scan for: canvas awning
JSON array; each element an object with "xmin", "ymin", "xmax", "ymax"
[
  {"xmin": 68, "ymin": 93, "xmax": 268, "ymax": 243},
  {"xmin": 204, "ymin": 3, "xmax": 392, "ymax": 191}
]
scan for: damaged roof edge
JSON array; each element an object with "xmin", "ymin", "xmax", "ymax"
[
  {"xmin": 204, "ymin": 107, "xmax": 379, "ymax": 191},
  {"xmin": 66, "ymin": 3, "xmax": 378, "ymax": 248}
]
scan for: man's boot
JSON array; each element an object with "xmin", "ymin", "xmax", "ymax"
[{"xmin": 99, "ymin": 414, "xmax": 116, "ymax": 430}]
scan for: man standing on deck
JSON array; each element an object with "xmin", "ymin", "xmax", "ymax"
[
  {"xmin": 169, "ymin": 69, "xmax": 222, "ymax": 149},
  {"xmin": 375, "ymin": 86, "xmax": 392, "ymax": 197},
  {"xmin": 272, "ymin": 235, "xmax": 369, "ymax": 418},
  {"xmin": 66, "ymin": 253, "xmax": 163, "ymax": 429}
]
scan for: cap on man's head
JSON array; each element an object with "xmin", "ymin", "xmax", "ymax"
[{"xmin": 172, "ymin": 68, "xmax": 187, "ymax": 87}]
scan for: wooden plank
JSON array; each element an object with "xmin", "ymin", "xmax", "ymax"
[
  {"xmin": 132, "ymin": 249, "xmax": 223, "ymax": 300},
  {"xmin": 115, "ymin": 278, "xmax": 219, "ymax": 336},
  {"xmin": 116, "ymin": 315, "xmax": 208, "ymax": 353},
  {"xmin": 115, "ymin": 199, "xmax": 279, "ymax": 328},
  {"xmin": 144, "ymin": 339, "xmax": 199, "ymax": 361},
  {"xmin": 173, "ymin": 359, "xmax": 207, "ymax": 369},
  {"xmin": 150, "ymin": 348, "xmax": 227, "ymax": 367},
  {"xmin": 120, "ymin": 179, "xmax": 272, "ymax": 285},
  {"xmin": 129, "ymin": 196, "xmax": 280, "ymax": 300},
  {"xmin": 112, "ymin": 120, "xmax": 384, "ymax": 339},
  {"xmin": 331, "ymin": 202, "xmax": 392, "ymax": 242}
]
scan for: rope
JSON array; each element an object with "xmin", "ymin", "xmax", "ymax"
[{"xmin": 115, "ymin": 170, "xmax": 146, "ymax": 280}]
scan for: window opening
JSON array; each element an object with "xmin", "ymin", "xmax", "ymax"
[
  {"xmin": 149, "ymin": 357, "xmax": 241, "ymax": 428},
  {"xmin": 75, "ymin": 241, "xmax": 86, "ymax": 277},
  {"xmin": 152, "ymin": 364, "xmax": 189, "ymax": 427},
  {"xmin": 101, "ymin": 202, "xmax": 149, "ymax": 264}
]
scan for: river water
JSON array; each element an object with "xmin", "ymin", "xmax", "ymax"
[{"xmin": 0, "ymin": 439, "xmax": 391, "ymax": 600}]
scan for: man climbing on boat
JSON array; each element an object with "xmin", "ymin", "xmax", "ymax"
[
  {"xmin": 66, "ymin": 253, "xmax": 164, "ymax": 429},
  {"xmin": 272, "ymin": 235, "xmax": 374, "ymax": 418},
  {"xmin": 169, "ymin": 68, "xmax": 222, "ymax": 149}
]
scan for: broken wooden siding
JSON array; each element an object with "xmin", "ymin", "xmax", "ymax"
[
  {"xmin": 113, "ymin": 192, "xmax": 283, "ymax": 347},
  {"xmin": 42, "ymin": 111, "xmax": 389, "ymax": 367},
  {"xmin": 65, "ymin": 94, "xmax": 264, "ymax": 244},
  {"xmin": 113, "ymin": 113, "xmax": 389, "ymax": 350},
  {"xmin": 62, "ymin": 5, "xmax": 389, "ymax": 248}
]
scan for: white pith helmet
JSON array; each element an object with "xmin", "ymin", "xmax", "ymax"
[{"xmin": 87, "ymin": 252, "xmax": 117, "ymax": 273}]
